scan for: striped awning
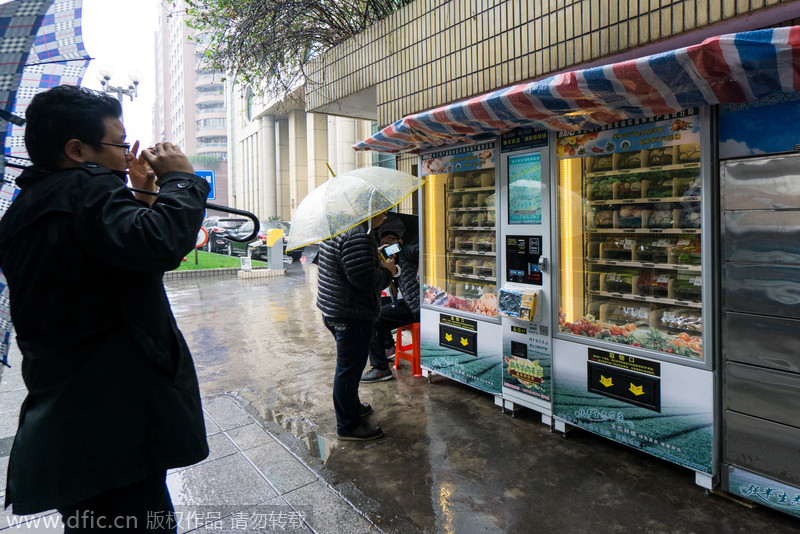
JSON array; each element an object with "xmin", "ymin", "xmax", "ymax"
[{"xmin": 355, "ymin": 26, "xmax": 800, "ymax": 153}]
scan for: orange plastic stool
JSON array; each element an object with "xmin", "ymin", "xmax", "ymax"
[{"xmin": 394, "ymin": 322, "xmax": 422, "ymax": 377}]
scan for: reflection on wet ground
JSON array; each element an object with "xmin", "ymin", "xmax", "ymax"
[{"xmin": 165, "ymin": 258, "xmax": 800, "ymax": 534}]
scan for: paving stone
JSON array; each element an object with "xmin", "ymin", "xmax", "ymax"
[
  {"xmin": 181, "ymin": 498, "xmax": 313, "ymax": 533},
  {"xmin": 0, "ymin": 507, "xmax": 62, "ymax": 533},
  {"xmin": 201, "ymin": 433, "xmax": 239, "ymax": 465},
  {"xmin": 204, "ymin": 412, "xmax": 222, "ymax": 436},
  {"xmin": 167, "ymin": 452, "xmax": 278, "ymax": 508},
  {"xmin": 0, "ymin": 455, "xmax": 8, "ymax": 501},
  {"xmin": 0, "ymin": 412, "xmax": 19, "ymax": 442},
  {"xmin": 224, "ymin": 423, "xmax": 272, "ymax": 451},
  {"xmin": 0, "ymin": 391, "xmax": 26, "ymax": 417},
  {"xmin": 282, "ymin": 481, "xmax": 374, "ymax": 534},
  {"xmin": 244, "ymin": 443, "xmax": 317, "ymax": 496},
  {"xmin": 202, "ymin": 396, "xmax": 251, "ymax": 432},
  {"xmin": 0, "ymin": 373, "xmax": 24, "ymax": 394}
]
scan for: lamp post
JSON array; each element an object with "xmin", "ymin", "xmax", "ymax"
[{"xmin": 98, "ymin": 68, "xmax": 142, "ymax": 102}]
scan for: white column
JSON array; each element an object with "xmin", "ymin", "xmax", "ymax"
[
  {"xmin": 276, "ymin": 119, "xmax": 290, "ymax": 220},
  {"xmin": 327, "ymin": 116, "xmax": 338, "ymax": 177},
  {"xmin": 288, "ymin": 110, "xmax": 308, "ymax": 217},
  {"xmin": 335, "ymin": 117, "xmax": 357, "ymax": 172},
  {"xmin": 306, "ymin": 112, "xmax": 329, "ymax": 189},
  {"xmin": 260, "ymin": 115, "xmax": 277, "ymax": 218}
]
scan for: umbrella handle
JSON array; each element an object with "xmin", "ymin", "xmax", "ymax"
[{"xmin": 129, "ymin": 187, "xmax": 261, "ymax": 243}]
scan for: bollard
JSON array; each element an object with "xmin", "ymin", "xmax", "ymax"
[{"xmin": 266, "ymin": 228, "xmax": 284, "ymax": 270}]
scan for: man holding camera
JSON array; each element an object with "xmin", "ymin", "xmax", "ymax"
[
  {"xmin": 361, "ymin": 230, "xmax": 420, "ymax": 383},
  {"xmin": 0, "ymin": 85, "xmax": 209, "ymax": 532}
]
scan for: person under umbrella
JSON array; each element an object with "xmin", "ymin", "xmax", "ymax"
[
  {"xmin": 317, "ymin": 212, "xmax": 399, "ymax": 440},
  {"xmin": 287, "ymin": 167, "xmax": 425, "ymax": 441}
]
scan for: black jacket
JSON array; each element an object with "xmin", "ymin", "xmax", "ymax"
[
  {"xmin": 0, "ymin": 163, "xmax": 211, "ymax": 514},
  {"xmin": 396, "ymin": 242, "xmax": 420, "ymax": 315},
  {"xmin": 316, "ymin": 223, "xmax": 394, "ymax": 321}
]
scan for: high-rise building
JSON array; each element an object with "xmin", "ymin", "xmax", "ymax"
[{"xmin": 152, "ymin": 0, "xmax": 229, "ymax": 210}]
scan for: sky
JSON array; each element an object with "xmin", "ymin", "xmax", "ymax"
[{"xmin": 80, "ymin": 0, "xmax": 159, "ymax": 149}]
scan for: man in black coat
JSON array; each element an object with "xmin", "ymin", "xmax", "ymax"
[
  {"xmin": 0, "ymin": 86, "xmax": 209, "ymax": 532},
  {"xmin": 316, "ymin": 213, "xmax": 398, "ymax": 440},
  {"xmin": 361, "ymin": 230, "xmax": 420, "ymax": 383}
]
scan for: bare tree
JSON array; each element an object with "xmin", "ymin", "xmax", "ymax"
[{"xmin": 169, "ymin": 0, "xmax": 411, "ymax": 99}]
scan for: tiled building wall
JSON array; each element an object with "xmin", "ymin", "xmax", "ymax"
[{"xmin": 307, "ymin": 0, "xmax": 797, "ymax": 128}]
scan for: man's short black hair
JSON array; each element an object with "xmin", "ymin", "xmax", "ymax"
[
  {"xmin": 24, "ymin": 85, "xmax": 122, "ymax": 167},
  {"xmin": 380, "ymin": 230, "xmax": 400, "ymax": 241}
]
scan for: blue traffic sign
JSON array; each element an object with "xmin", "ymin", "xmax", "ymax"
[{"xmin": 195, "ymin": 169, "xmax": 216, "ymax": 200}]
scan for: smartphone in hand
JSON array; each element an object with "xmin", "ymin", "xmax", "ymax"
[{"xmin": 380, "ymin": 243, "xmax": 401, "ymax": 261}]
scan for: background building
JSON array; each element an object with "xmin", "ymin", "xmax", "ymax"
[
  {"xmin": 153, "ymin": 0, "xmax": 229, "ymax": 212},
  {"xmin": 227, "ymin": 85, "xmax": 386, "ymax": 222}
]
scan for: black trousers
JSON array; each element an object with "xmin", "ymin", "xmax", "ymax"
[
  {"xmin": 368, "ymin": 300, "xmax": 419, "ymax": 370},
  {"xmin": 57, "ymin": 471, "xmax": 175, "ymax": 533}
]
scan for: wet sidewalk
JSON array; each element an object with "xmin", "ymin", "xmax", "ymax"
[
  {"xmin": 0, "ymin": 343, "xmax": 385, "ymax": 533},
  {"xmin": 1, "ymin": 260, "xmax": 800, "ymax": 533}
]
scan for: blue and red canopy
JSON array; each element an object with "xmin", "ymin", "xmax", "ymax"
[{"xmin": 355, "ymin": 26, "xmax": 800, "ymax": 153}]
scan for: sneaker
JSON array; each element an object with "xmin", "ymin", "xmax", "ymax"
[
  {"xmin": 359, "ymin": 402, "xmax": 372, "ymax": 417},
  {"xmin": 361, "ymin": 367, "xmax": 394, "ymax": 383},
  {"xmin": 385, "ymin": 346, "xmax": 396, "ymax": 359},
  {"xmin": 338, "ymin": 422, "xmax": 384, "ymax": 441}
]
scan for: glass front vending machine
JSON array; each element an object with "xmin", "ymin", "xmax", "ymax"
[
  {"xmin": 552, "ymin": 108, "xmax": 716, "ymax": 488},
  {"xmin": 419, "ymin": 142, "xmax": 503, "ymax": 402}
]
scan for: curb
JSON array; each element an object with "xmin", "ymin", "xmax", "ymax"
[{"xmin": 164, "ymin": 267, "xmax": 285, "ymax": 281}]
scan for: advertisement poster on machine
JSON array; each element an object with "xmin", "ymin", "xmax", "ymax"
[
  {"xmin": 556, "ymin": 109, "xmax": 700, "ymax": 159},
  {"xmin": 502, "ymin": 323, "xmax": 551, "ymax": 401},
  {"xmin": 420, "ymin": 143, "xmax": 495, "ymax": 175}
]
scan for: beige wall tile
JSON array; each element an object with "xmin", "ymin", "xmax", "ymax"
[
  {"xmin": 307, "ymin": 0, "xmax": 797, "ymax": 126},
  {"xmin": 697, "ymin": 0, "xmax": 709, "ymax": 25}
]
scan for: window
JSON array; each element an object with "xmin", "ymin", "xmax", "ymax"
[{"xmin": 371, "ymin": 121, "xmax": 395, "ymax": 169}]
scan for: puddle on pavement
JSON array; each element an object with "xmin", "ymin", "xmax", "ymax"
[{"xmin": 236, "ymin": 389, "xmax": 337, "ymax": 462}]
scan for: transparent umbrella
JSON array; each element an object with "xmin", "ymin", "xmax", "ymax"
[{"xmin": 286, "ymin": 167, "xmax": 425, "ymax": 251}]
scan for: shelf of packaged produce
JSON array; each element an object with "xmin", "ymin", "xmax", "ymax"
[
  {"xmin": 450, "ymin": 250, "xmax": 496, "ymax": 256},
  {"xmin": 585, "ymin": 161, "xmax": 701, "ymax": 179},
  {"xmin": 588, "ymin": 228, "xmax": 701, "ymax": 235},
  {"xmin": 586, "ymin": 259, "xmax": 701, "ymax": 272},
  {"xmin": 450, "ymin": 272, "xmax": 497, "ymax": 282},
  {"xmin": 588, "ymin": 290, "xmax": 702, "ymax": 308},
  {"xmin": 449, "ymin": 206, "xmax": 496, "ymax": 212},
  {"xmin": 589, "ymin": 196, "xmax": 700, "ymax": 206},
  {"xmin": 448, "ymin": 186, "xmax": 495, "ymax": 193},
  {"xmin": 449, "ymin": 226, "xmax": 496, "ymax": 231}
]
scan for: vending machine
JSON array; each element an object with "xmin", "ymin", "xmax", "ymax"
[
  {"xmin": 496, "ymin": 129, "xmax": 554, "ymax": 422},
  {"xmin": 551, "ymin": 108, "xmax": 716, "ymax": 488},
  {"xmin": 717, "ymin": 95, "xmax": 800, "ymax": 518},
  {"xmin": 419, "ymin": 142, "xmax": 502, "ymax": 399}
]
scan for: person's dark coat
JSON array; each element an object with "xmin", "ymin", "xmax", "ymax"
[
  {"xmin": 316, "ymin": 223, "xmax": 393, "ymax": 321},
  {"xmin": 395, "ymin": 242, "xmax": 420, "ymax": 315},
  {"xmin": 0, "ymin": 162, "xmax": 211, "ymax": 514}
]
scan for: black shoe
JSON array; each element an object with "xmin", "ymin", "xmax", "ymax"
[
  {"xmin": 361, "ymin": 367, "xmax": 394, "ymax": 383},
  {"xmin": 359, "ymin": 402, "xmax": 372, "ymax": 417},
  {"xmin": 338, "ymin": 422, "xmax": 384, "ymax": 441}
]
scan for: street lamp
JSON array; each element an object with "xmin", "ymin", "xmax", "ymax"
[{"xmin": 98, "ymin": 67, "xmax": 142, "ymax": 102}]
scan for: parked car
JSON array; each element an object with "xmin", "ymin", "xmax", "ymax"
[
  {"xmin": 226, "ymin": 220, "xmax": 304, "ymax": 262},
  {"xmin": 201, "ymin": 217, "xmax": 247, "ymax": 254}
]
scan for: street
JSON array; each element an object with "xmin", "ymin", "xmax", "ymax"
[{"xmin": 162, "ymin": 260, "xmax": 800, "ymax": 534}]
